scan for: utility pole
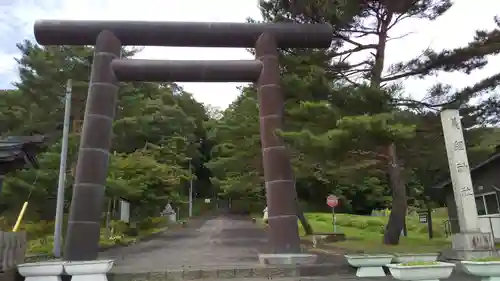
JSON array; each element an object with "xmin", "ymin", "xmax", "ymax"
[
  {"xmin": 188, "ymin": 158, "xmax": 193, "ymax": 217},
  {"xmin": 53, "ymin": 79, "xmax": 72, "ymax": 258}
]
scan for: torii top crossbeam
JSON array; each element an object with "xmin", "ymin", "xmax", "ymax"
[{"xmin": 33, "ymin": 20, "xmax": 333, "ymax": 48}]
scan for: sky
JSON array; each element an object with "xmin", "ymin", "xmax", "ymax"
[{"xmin": 0, "ymin": 0, "xmax": 499, "ymax": 109}]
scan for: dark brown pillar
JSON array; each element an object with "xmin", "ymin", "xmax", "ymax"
[
  {"xmin": 63, "ymin": 31, "xmax": 121, "ymax": 261},
  {"xmin": 0, "ymin": 174, "xmax": 4, "ymax": 196},
  {"xmin": 255, "ymin": 33, "xmax": 301, "ymax": 253}
]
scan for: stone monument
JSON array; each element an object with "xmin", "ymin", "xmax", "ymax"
[
  {"xmin": 440, "ymin": 109, "xmax": 495, "ymax": 260},
  {"xmin": 161, "ymin": 203, "xmax": 176, "ymax": 223}
]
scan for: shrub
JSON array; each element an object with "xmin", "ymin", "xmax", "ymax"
[
  {"xmin": 430, "ymin": 224, "xmax": 445, "ymax": 238},
  {"xmin": 352, "ymin": 220, "xmax": 369, "ymax": 229},
  {"xmin": 418, "ymin": 224, "xmax": 445, "ymax": 238},
  {"xmin": 124, "ymin": 225, "xmax": 139, "ymax": 237},
  {"xmin": 379, "ymin": 226, "xmax": 386, "ymax": 234},
  {"xmin": 149, "ymin": 216, "xmax": 168, "ymax": 227},
  {"xmin": 417, "ymin": 224, "xmax": 444, "ymax": 238},
  {"xmin": 28, "ymin": 236, "xmax": 54, "ymax": 254},
  {"xmin": 418, "ymin": 225, "xmax": 430, "ymax": 234},
  {"xmin": 109, "ymin": 234, "xmax": 126, "ymax": 245},
  {"xmin": 366, "ymin": 225, "xmax": 385, "ymax": 233},
  {"xmin": 432, "ymin": 230, "xmax": 444, "ymax": 238},
  {"xmin": 336, "ymin": 216, "xmax": 355, "ymax": 227},
  {"xmin": 137, "ymin": 217, "xmax": 155, "ymax": 230},
  {"xmin": 406, "ymin": 223, "xmax": 419, "ymax": 231},
  {"xmin": 111, "ymin": 220, "xmax": 139, "ymax": 237},
  {"xmin": 137, "ymin": 216, "xmax": 168, "ymax": 230},
  {"xmin": 0, "ymin": 217, "xmax": 9, "ymax": 230},
  {"xmin": 99, "ymin": 239, "xmax": 115, "ymax": 247},
  {"xmin": 111, "ymin": 220, "xmax": 129, "ymax": 233},
  {"xmin": 366, "ymin": 218, "xmax": 385, "ymax": 227},
  {"xmin": 23, "ymin": 221, "xmax": 54, "ymax": 239},
  {"xmin": 314, "ymin": 216, "xmax": 329, "ymax": 222},
  {"xmin": 308, "ymin": 212, "xmax": 449, "ymax": 239}
]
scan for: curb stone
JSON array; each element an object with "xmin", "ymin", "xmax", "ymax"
[
  {"xmin": 108, "ymin": 268, "xmax": 486, "ymax": 281},
  {"xmin": 108, "ymin": 263, "xmax": 354, "ymax": 281},
  {"xmin": 0, "ymin": 269, "xmax": 16, "ymax": 281}
]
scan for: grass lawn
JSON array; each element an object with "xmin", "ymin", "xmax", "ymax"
[
  {"xmin": 298, "ymin": 209, "xmax": 453, "ymax": 254},
  {"xmin": 24, "ymin": 219, "xmax": 170, "ymax": 256}
]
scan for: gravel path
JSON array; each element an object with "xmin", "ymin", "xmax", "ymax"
[
  {"xmin": 99, "ymin": 215, "xmax": 480, "ymax": 280},
  {"xmin": 101, "ymin": 215, "xmax": 268, "ymax": 273}
]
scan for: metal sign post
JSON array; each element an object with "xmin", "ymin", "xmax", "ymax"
[
  {"xmin": 332, "ymin": 207, "xmax": 337, "ymax": 233},
  {"xmin": 327, "ymin": 195, "xmax": 339, "ymax": 233},
  {"xmin": 53, "ymin": 79, "xmax": 72, "ymax": 258}
]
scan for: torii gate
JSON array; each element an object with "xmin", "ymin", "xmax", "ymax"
[{"xmin": 34, "ymin": 20, "xmax": 333, "ymax": 262}]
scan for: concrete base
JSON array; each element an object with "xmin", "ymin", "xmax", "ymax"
[
  {"xmin": 446, "ymin": 232, "xmax": 496, "ymax": 260},
  {"xmin": 356, "ymin": 266, "xmax": 386, "ymax": 277},
  {"xmin": 17, "ymin": 261, "xmax": 65, "ymax": 281},
  {"xmin": 258, "ymin": 253, "xmax": 317, "ymax": 265},
  {"xmin": 64, "ymin": 260, "xmax": 114, "ymax": 281}
]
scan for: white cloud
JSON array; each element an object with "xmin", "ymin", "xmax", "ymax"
[
  {"xmin": 2, "ymin": 0, "xmax": 261, "ymax": 108},
  {"xmin": 383, "ymin": 1, "xmax": 500, "ymax": 98},
  {"xmin": 0, "ymin": 0, "xmax": 499, "ymax": 108}
]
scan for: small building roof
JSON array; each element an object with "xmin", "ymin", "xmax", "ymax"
[
  {"xmin": 0, "ymin": 135, "xmax": 46, "ymax": 171},
  {"xmin": 432, "ymin": 150, "xmax": 500, "ymax": 190}
]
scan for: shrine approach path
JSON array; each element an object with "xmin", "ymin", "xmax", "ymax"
[{"xmin": 99, "ymin": 214, "xmax": 268, "ymax": 273}]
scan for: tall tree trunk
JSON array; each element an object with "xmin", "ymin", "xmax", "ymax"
[
  {"xmin": 368, "ymin": 10, "xmax": 408, "ymax": 245},
  {"xmin": 383, "ymin": 143, "xmax": 407, "ymax": 245},
  {"xmin": 369, "ymin": 10, "xmax": 391, "ymax": 89},
  {"xmin": 0, "ymin": 175, "xmax": 4, "ymax": 197}
]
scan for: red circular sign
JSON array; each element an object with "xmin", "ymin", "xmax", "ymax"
[{"xmin": 327, "ymin": 195, "xmax": 338, "ymax": 208}]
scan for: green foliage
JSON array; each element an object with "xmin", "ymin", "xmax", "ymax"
[
  {"xmin": 136, "ymin": 216, "xmax": 168, "ymax": 231},
  {"xmin": 206, "ymin": 90, "xmax": 263, "ymax": 200},
  {"xmin": 108, "ymin": 234, "xmax": 127, "ymax": 245},
  {"xmin": 472, "ymin": 256, "xmax": 500, "ymax": 262},
  {"xmin": 400, "ymin": 261, "xmax": 439, "ymax": 266},
  {"xmin": 301, "ymin": 212, "xmax": 450, "ymax": 253},
  {"xmin": 207, "ymin": 0, "xmax": 500, "ymax": 219},
  {"xmin": 23, "ymin": 217, "xmax": 168, "ymax": 255},
  {"xmin": 110, "ymin": 220, "xmax": 138, "ymax": 237},
  {"xmin": 28, "ymin": 236, "xmax": 54, "ymax": 255},
  {"xmin": 306, "ymin": 212, "xmax": 446, "ymax": 238},
  {"xmin": 1, "ymin": 42, "xmax": 214, "ymax": 222},
  {"xmin": 22, "ymin": 221, "xmax": 55, "ymax": 240},
  {"xmin": 107, "ymin": 149, "xmax": 186, "ymax": 217}
]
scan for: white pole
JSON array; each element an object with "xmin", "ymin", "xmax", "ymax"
[
  {"xmin": 188, "ymin": 158, "xmax": 193, "ymax": 217},
  {"xmin": 53, "ymin": 79, "xmax": 72, "ymax": 258}
]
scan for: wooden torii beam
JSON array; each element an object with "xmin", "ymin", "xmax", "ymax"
[{"xmin": 34, "ymin": 20, "xmax": 333, "ymax": 260}]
